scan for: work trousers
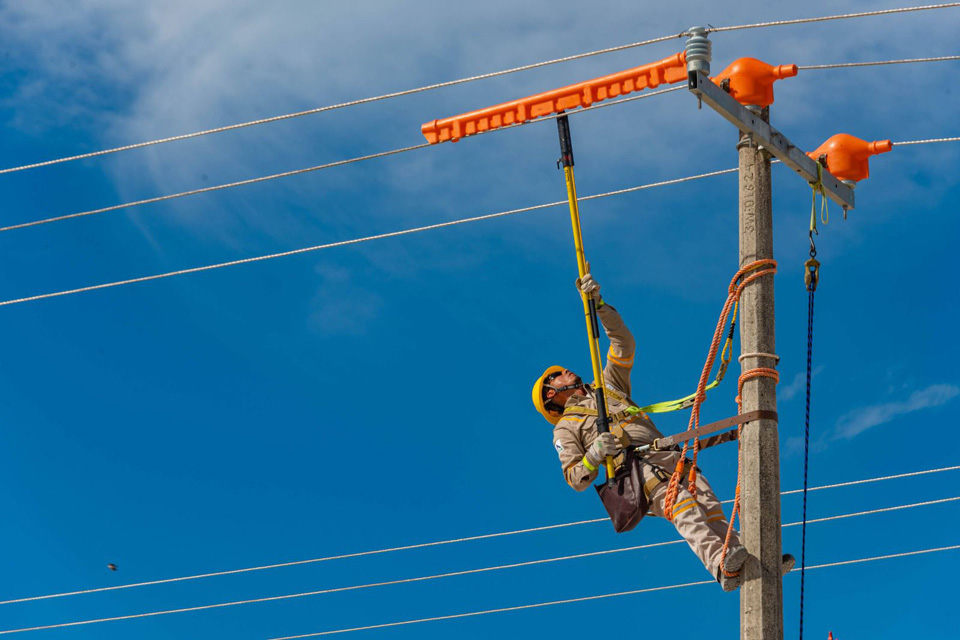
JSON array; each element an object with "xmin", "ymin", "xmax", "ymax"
[{"xmin": 645, "ymin": 451, "xmax": 740, "ymax": 579}]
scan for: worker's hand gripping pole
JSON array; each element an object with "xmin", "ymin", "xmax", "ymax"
[{"xmin": 556, "ymin": 114, "xmax": 616, "ymax": 483}]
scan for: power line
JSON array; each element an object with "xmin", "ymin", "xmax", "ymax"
[
  {"xmin": 0, "ymin": 38, "xmax": 682, "ymax": 176},
  {"xmin": 709, "ymin": 3, "xmax": 960, "ymax": 33},
  {"xmin": 0, "ymin": 144, "xmax": 427, "ymax": 233},
  {"xmin": 2, "ymin": 464, "xmax": 955, "ymax": 607},
  {"xmin": 1, "ymin": 496, "xmax": 954, "ymax": 634},
  {"xmin": 2, "ymin": 2, "xmax": 955, "ymax": 176},
  {"xmin": 779, "ymin": 464, "xmax": 960, "ymax": 496},
  {"xmin": 799, "ymin": 54, "xmax": 960, "ymax": 70},
  {"xmin": 4, "ymin": 55, "xmax": 955, "ymax": 236},
  {"xmin": 266, "ymin": 545, "xmax": 960, "ymax": 639},
  {"xmin": 0, "ymin": 543, "xmax": 685, "ymax": 634},
  {"xmin": 894, "ymin": 136, "xmax": 960, "ymax": 145},
  {"xmin": 795, "ymin": 496, "xmax": 958, "ymax": 525},
  {"xmin": 6, "ymin": 54, "xmax": 956, "ymax": 240},
  {"xmin": 0, "ymin": 87, "xmax": 681, "ymax": 235},
  {"xmin": 0, "ymin": 167, "xmax": 738, "ymax": 308},
  {"xmin": 4, "ymin": 131, "xmax": 958, "ymax": 308}
]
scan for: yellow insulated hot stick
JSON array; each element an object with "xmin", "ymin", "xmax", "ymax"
[{"xmin": 557, "ymin": 114, "xmax": 615, "ymax": 482}]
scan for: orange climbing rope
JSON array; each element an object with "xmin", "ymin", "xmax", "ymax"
[
  {"xmin": 719, "ymin": 365, "xmax": 780, "ymax": 575},
  {"xmin": 662, "ymin": 259, "xmax": 777, "ymax": 521}
]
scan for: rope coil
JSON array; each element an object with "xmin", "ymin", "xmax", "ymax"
[{"xmin": 737, "ymin": 352, "xmax": 779, "ymax": 363}]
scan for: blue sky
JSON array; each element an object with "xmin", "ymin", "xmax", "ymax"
[{"xmin": 0, "ymin": 1, "xmax": 958, "ymax": 638}]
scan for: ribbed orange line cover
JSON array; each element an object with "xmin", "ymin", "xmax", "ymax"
[{"xmin": 421, "ymin": 51, "xmax": 688, "ymax": 144}]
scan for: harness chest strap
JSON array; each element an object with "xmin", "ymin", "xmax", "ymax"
[
  {"xmin": 563, "ymin": 383, "xmax": 648, "ymax": 423},
  {"xmin": 604, "ymin": 385, "xmax": 652, "ymax": 419},
  {"xmin": 563, "ymin": 404, "xmax": 642, "ymax": 427}
]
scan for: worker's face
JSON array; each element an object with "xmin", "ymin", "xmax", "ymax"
[{"xmin": 544, "ymin": 369, "xmax": 582, "ymax": 399}]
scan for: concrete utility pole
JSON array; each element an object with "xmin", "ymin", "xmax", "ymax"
[
  {"xmin": 737, "ymin": 106, "xmax": 784, "ymax": 640},
  {"xmin": 686, "ymin": 26, "xmax": 858, "ymax": 640}
]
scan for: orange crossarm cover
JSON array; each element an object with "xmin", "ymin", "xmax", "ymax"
[
  {"xmin": 807, "ymin": 134, "xmax": 892, "ymax": 182},
  {"xmin": 421, "ymin": 51, "xmax": 687, "ymax": 144},
  {"xmin": 711, "ymin": 58, "xmax": 798, "ymax": 107}
]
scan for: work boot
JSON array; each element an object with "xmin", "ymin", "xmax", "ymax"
[
  {"xmin": 719, "ymin": 569, "xmax": 742, "ymax": 592},
  {"xmin": 723, "ymin": 545, "xmax": 749, "ymax": 575},
  {"xmin": 718, "ymin": 551, "xmax": 795, "ymax": 590},
  {"xmin": 781, "ymin": 553, "xmax": 796, "ymax": 576},
  {"xmin": 718, "ymin": 545, "xmax": 748, "ymax": 592}
]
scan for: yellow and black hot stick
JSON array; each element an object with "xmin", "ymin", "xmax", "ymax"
[{"xmin": 556, "ymin": 113, "xmax": 615, "ymax": 483}]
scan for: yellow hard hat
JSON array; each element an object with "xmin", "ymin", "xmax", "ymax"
[{"xmin": 532, "ymin": 365, "xmax": 565, "ymax": 425}]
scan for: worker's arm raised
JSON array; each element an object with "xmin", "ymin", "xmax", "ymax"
[{"xmin": 579, "ymin": 272, "xmax": 636, "ymax": 395}]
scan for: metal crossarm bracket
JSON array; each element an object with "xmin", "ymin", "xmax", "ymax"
[{"xmin": 688, "ymin": 70, "xmax": 855, "ymax": 210}]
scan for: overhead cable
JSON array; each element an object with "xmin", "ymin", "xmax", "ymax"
[
  {"xmin": 0, "ymin": 86, "xmax": 682, "ymax": 235},
  {"xmin": 0, "ymin": 144, "xmax": 430, "ymax": 233},
  {"xmin": 5, "ymin": 55, "xmax": 956, "ymax": 235},
  {"xmin": 4, "ymin": 132, "xmax": 959, "ymax": 308},
  {"xmin": 267, "ymin": 545, "xmax": 960, "ymax": 639},
  {"xmin": 0, "ymin": 496, "xmax": 954, "ymax": 634},
  {"xmin": 799, "ymin": 54, "xmax": 960, "ymax": 70},
  {"xmin": 779, "ymin": 464, "xmax": 960, "ymax": 496},
  {"xmin": 0, "ymin": 36, "xmax": 681, "ymax": 176},
  {"xmin": 3, "ymin": 2, "xmax": 956, "ymax": 176},
  {"xmin": 708, "ymin": 3, "xmax": 960, "ymax": 33},
  {"xmin": 894, "ymin": 136, "xmax": 960, "ymax": 145},
  {"xmin": 2, "ymin": 464, "xmax": 955, "ymax": 607},
  {"xmin": 0, "ymin": 167, "xmax": 738, "ymax": 308}
]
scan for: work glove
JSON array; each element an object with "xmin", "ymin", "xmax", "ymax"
[
  {"xmin": 575, "ymin": 263, "xmax": 602, "ymax": 305},
  {"xmin": 584, "ymin": 432, "xmax": 619, "ymax": 468}
]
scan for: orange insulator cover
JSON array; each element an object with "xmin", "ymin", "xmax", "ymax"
[
  {"xmin": 711, "ymin": 57, "xmax": 798, "ymax": 107},
  {"xmin": 807, "ymin": 134, "xmax": 893, "ymax": 182},
  {"xmin": 421, "ymin": 52, "xmax": 688, "ymax": 144}
]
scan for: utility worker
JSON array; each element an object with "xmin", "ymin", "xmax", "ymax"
[{"xmin": 532, "ymin": 271, "xmax": 793, "ymax": 590}]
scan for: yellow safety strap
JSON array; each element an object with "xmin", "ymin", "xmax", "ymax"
[
  {"xmin": 805, "ymin": 161, "xmax": 826, "ymax": 289},
  {"xmin": 623, "ymin": 300, "xmax": 739, "ymax": 415},
  {"xmin": 810, "ymin": 161, "xmax": 829, "ymax": 231}
]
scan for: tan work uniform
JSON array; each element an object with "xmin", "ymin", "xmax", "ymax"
[{"xmin": 551, "ymin": 303, "xmax": 741, "ymax": 579}]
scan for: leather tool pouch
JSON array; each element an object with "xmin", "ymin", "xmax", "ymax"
[{"xmin": 595, "ymin": 448, "xmax": 648, "ymax": 533}]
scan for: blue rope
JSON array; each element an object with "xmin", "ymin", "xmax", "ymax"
[{"xmin": 800, "ymin": 250, "xmax": 818, "ymax": 640}]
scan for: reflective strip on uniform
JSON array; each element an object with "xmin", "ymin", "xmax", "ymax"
[
  {"xmin": 672, "ymin": 497, "xmax": 699, "ymax": 517},
  {"xmin": 582, "ymin": 455, "xmax": 597, "ymax": 472},
  {"xmin": 706, "ymin": 508, "xmax": 726, "ymax": 523},
  {"xmin": 607, "ymin": 349, "xmax": 634, "ymax": 368},
  {"xmin": 604, "ymin": 385, "xmax": 627, "ymax": 402}
]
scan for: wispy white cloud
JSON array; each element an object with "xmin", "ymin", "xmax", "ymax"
[
  {"xmin": 833, "ymin": 383, "xmax": 960, "ymax": 440},
  {"xmin": 778, "ymin": 366, "xmax": 825, "ymax": 402},
  {"xmin": 3, "ymin": 0, "xmax": 957, "ymax": 282}
]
